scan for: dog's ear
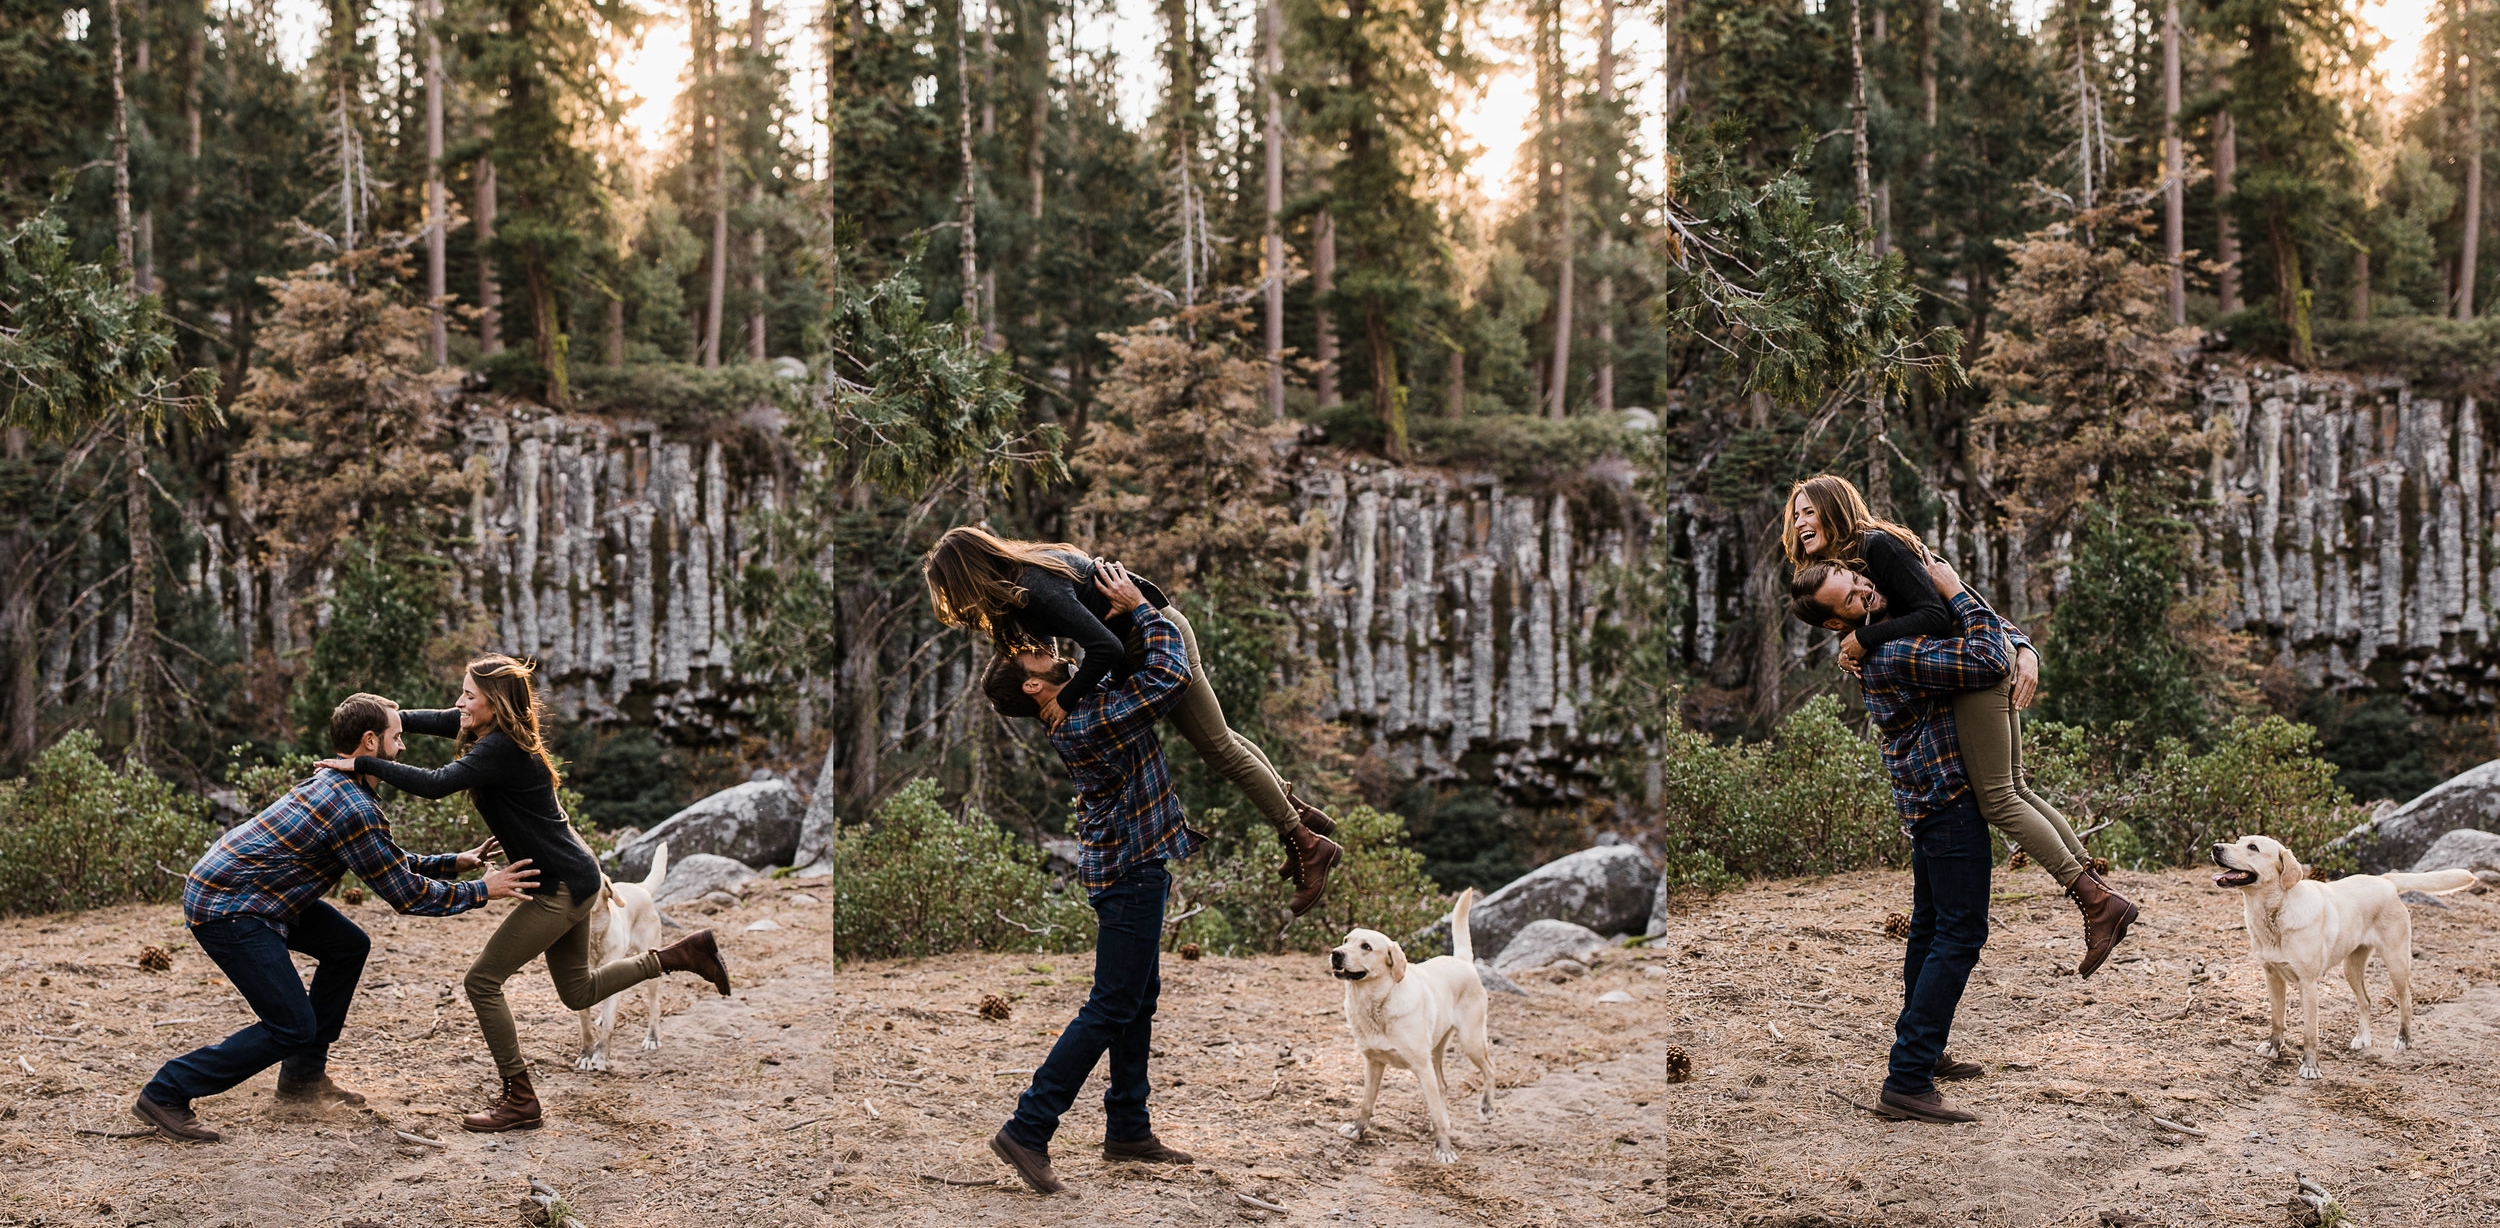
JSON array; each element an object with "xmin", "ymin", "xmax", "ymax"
[
  {"xmin": 2276, "ymin": 846, "xmax": 2307, "ymax": 886},
  {"xmin": 1385, "ymin": 941, "xmax": 1408, "ymax": 983}
]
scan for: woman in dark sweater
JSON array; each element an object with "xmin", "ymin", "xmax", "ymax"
[
  {"xmin": 316, "ymin": 654, "xmax": 732, "ymax": 1131},
  {"xmin": 924, "ymin": 526, "xmax": 1345, "ymax": 917},
  {"xmin": 1779, "ymin": 474, "xmax": 2137, "ymax": 976}
]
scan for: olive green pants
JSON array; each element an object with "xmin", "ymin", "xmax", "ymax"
[
  {"xmin": 1119, "ymin": 605, "xmax": 1300, "ymax": 840},
  {"xmin": 466, "ymin": 883, "xmax": 663, "ymax": 1078},
  {"xmin": 1954, "ymin": 680, "xmax": 2090, "ymax": 887}
]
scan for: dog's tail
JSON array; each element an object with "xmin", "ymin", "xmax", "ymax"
[
  {"xmin": 1449, "ymin": 887, "xmax": 1479, "ymax": 964},
  {"xmin": 2383, "ymin": 869, "xmax": 2479, "ymax": 895},
  {"xmin": 641, "ymin": 841, "xmax": 671, "ymax": 894}
]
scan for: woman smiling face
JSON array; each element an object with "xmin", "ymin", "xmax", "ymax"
[
  {"xmin": 454, "ymin": 672, "xmax": 493, "ymax": 733},
  {"xmin": 1791, "ymin": 491, "xmax": 1832, "ymax": 559}
]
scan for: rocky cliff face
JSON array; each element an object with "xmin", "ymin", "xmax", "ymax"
[{"xmin": 78, "ymin": 362, "xmax": 2495, "ymax": 796}]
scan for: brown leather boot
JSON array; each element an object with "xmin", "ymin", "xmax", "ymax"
[
  {"xmin": 2067, "ymin": 868, "xmax": 2139, "ymax": 979},
  {"xmin": 274, "ymin": 1074, "xmax": 367, "ymax": 1108},
  {"xmin": 655, "ymin": 929, "xmax": 732, "ymax": 996},
  {"xmin": 461, "ymin": 1072, "xmax": 543, "ymax": 1133},
  {"xmin": 1286, "ymin": 824, "xmax": 1342, "ymax": 919},
  {"xmin": 1284, "ymin": 783, "xmax": 1337, "ymax": 837}
]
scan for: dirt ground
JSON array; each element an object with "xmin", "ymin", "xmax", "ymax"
[{"xmin": 1, "ymin": 865, "xmax": 2495, "ymax": 1228}]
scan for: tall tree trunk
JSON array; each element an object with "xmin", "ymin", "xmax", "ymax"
[
  {"xmin": 1447, "ymin": 346, "xmax": 1465, "ymax": 419},
  {"xmin": 1594, "ymin": 0, "xmax": 1614, "ymax": 415},
  {"xmin": 1542, "ymin": 0, "xmax": 1571, "ymax": 420},
  {"xmin": 1263, "ymin": 0, "xmax": 1286, "ymax": 420},
  {"xmin": 132, "ymin": 0, "xmax": 154, "ymax": 292},
  {"xmin": 2215, "ymin": 107, "xmax": 2240, "ymax": 314},
  {"xmin": 477, "ymin": 155, "xmax": 503, "ymax": 354},
  {"xmin": 954, "ymin": 0, "xmax": 980, "ymax": 323},
  {"xmin": 748, "ymin": 0, "xmax": 769, "ymax": 360},
  {"xmin": 1868, "ymin": 3, "xmax": 1888, "ymax": 255},
  {"xmin": 701, "ymin": 0, "xmax": 727, "ymax": 367},
  {"xmin": 1313, "ymin": 208, "xmax": 1338, "ymax": 407},
  {"xmin": 1023, "ymin": 20, "xmax": 1045, "ymax": 336},
  {"xmin": 2271, "ymin": 212, "xmax": 2311, "ymax": 364},
  {"xmin": 426, "ymin": 0, "xmax": 448, "ymax": 364},
  {"xmin": 2164, "ymin": 0, "xmax": 2185, "ymax": 325},
  {"xmin": 2461, "ymin": 27, "xmax": 2483, "ymax": 322},
  {"xmin": 608, "ymin": 296, "xmax": 626, "ymax": 365},
  {"xmin": 1917, "ymin": 0, "xmax": 1935, "ymax": 240},
  {"xmin": 2353, "ymin": 246, "xmax": 2372, "ymax": 322},
  {"xmin": 1367, "ymin": 314, "xmax": 1404, "ymax": 460},
  {"xmin": 111, "ymin": 0, "xmax": 154, "ymax": 765},
  {"xmin": 1849, "ymin": 0, "xmax": 1885, "ymax": 514}
]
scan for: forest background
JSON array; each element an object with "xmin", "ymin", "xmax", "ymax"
[{"xmin": 5, "ymin": 0, "xmax": 2500, "ymax": 945}]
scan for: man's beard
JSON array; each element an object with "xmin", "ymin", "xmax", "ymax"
[{"xmin": 1034, "ymin": 660, "xmax": 1073, "ymax": 686}]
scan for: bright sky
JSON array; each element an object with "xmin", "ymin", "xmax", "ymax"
[{"xmin": 261, "ymin": 0, "xmax": 2449, "ymax": 197}]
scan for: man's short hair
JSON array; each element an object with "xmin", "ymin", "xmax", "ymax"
[
  {"xmin": 1788, "ymin": 561, "xmax": 1849, "ymax": 627},
  {"xmin": 981, "ymin": 654, "xmax": 1043, "ymax": 719},
  {"xmin": 329, "ymin": 693, "xmax": 400, "ymax": 755}
]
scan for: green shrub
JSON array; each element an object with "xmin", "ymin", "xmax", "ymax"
[
  {"xmin": 1169, "ymin": 803, "xmax": 1448, "ymax": 956},
  {"xmin": 0, "ymin": 731, "xmax": 219, "ymax": 915},
  {"xmin": 2026, "ymin": 716, "xmax": 2359, "ymax": 871},
  {"xmin": 1649, "ymin": 695, "xmax": 1904, "ymax": 889},
  {"xmin": 824, "ymin": 778, "xmax": 1095, "ymax": 961},
  {"xmin": 287, "ymin": 549, "xmax": 461, "ymax": 755}
]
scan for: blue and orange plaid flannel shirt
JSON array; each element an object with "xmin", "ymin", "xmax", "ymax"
[
  {"xmin": 1857, "ymin": 590, "xmax": 2031, "ymax": 829},
  {"xmin": 1048, "ymin": 604, "xmax": 1203, "ymax": 897},
  {"xmin": 184, "ymin": 768, "xmax": 490, "ymax": 935}
]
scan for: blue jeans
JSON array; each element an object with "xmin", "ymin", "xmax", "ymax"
[
  {"xmin": 1885, "ymin": 793, "xmax": 1992, "ymax": 1097},
  {"xmin": 142, "ymin": 901, "xmax": 370, "ymax": 1108},
  {"xmin": 1005, "ymin": 861, "xmax": 1168, "ymax": 1151}
]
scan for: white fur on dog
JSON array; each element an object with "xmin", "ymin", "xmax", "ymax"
[
  {"xmin": 576, "ymin": 841, "xmax": 669, "ymax": 1071},
  {"xmin": 1330, "ymin": 888, "xmax": 1496, "ymax": 1164},
  {"xmin": 2210, "ymin": 834, "xmax": 2477, "ymax": 1079}
]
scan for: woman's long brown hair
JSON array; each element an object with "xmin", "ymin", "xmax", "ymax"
[
  {"xmin": 922, "ymin": 525, "xmax": 1087, "ymax": 643},
  {"xmin": 461, "ymin": 653, "xmax": 562, "ymax": 788},
  {"xmin": 1779, "ymin": 473, "xmax": 1936, "ymax": 571}
]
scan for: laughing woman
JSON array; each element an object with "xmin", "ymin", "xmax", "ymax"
[
  {"xmin": 315, "ymin": 654, "xmax": 733, "ymax": 1131},
  {"xmin": 923, "ymin": 526, "xmax": 1345, "ymax": 918}
]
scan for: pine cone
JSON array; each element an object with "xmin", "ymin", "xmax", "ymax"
[
  {"xmin": 977, "ymin": 994, "xmax": 1012, "ymax": 1022},
  {"xmin": 2090, "ymin": 856, "xmax": 2112, "ymax": 875},
  {"xmin": 1883, "ymin": 912, "xmax": 1913, "ymax": 941},
  {"xmin": 1178, "ymin": 942, "xmax": 1203, "ymax": 961},
  {"xmin": 344, "ymin": 886, "xmax": 367, "ymax": 906},
  {"xmin": 2006, "ymin": 849, "xmax": 2030, "ymax": 871},
  {"xmin": 1663, "ymin": 1045, "xmax": 1693, "ymax": 1084},
  {"xmin": 136, "ymin": 944, "xmax": 172, "ymax": 973}
]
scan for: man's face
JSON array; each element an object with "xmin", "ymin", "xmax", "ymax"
[
  {"xmin": 1014, "ymin": 649, "xmax": 1074, "ymax": 708},
  {"xmin": 358, "ymin": 710, "xmax": 406, "ymax": 762},
  {"xmin": 1814, "ymin": 570, "xmax": 1886, "ymax": 630}
]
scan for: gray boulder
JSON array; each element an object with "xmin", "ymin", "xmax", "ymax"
[
  {"xmin": 654, "ymin": 853, "xmax": 762, "ymax": 906},
  {"xmin": 2409, "ymin": 828, "xmax": 2500, "ymax": 875},
  {"xmin": 1492, "ymin": 918, "xmax": 1611, "ymax": 975},
  {"xmin": 615, "ymin": 780, "xmax": 805, "ymax": 878},
  {"xmin": 1474, "ymin": 962, "xmax": 1528, "ymax": 997},
  {"xmin": 1645, "ymin": 871, "xmax": 1673, "ymax": 938},
  {"xmin": 2333, "ymin": 761, "xmax": 2500, "ymax": 872},
  {"xmin": 1422, "ymin": 846, "xmax": 1660, "ymax": 958}
]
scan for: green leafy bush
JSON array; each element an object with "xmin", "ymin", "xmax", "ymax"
[
  {"xmin": 1648, "ymin": 695, "xmax": 1904, "ymax": 891},
  {"xmin": 287, "ymin": 549, "xmax": 462, "ymax": 755},
  {"xmin": 824, "ymin": 778, "xmax": 1095, "ymax": 961},
  {"xmin": 0, "ymin": 731, "xmax": 219, "ymax": 915},
  {"xmin": 2026, "ymin": 716, "xmax": 2359, "ymax": 871},
  {"xmin": 1168, "ymin": 803, "xmax": 1448, "ymax": 956}
]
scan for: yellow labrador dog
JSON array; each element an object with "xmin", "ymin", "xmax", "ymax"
[
  {"xmin": 1328, "ymin": 888, "xmax": 1495, "ymax": 1164},
  {"xmin": 576, "ymin": 842, "xmax": 670, "ymax": 1072},
  {"xmin": 2210, "ymin": 834, "xmax": 2477, "ymax": 1079}
]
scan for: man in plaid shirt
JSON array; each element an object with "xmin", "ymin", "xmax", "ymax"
[
  {"xmin": 1801, "ymin": 558, "xmax": 2027, "ymax": 1124},
  {"xmin": 977, "ymin": 561, "xmax": 1202, "ymax": 1194},
  {"xmin": 131, "ymin": 694, "xmax": 537, "ymax": 1143}
]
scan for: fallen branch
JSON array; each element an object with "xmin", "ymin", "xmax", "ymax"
[
  {"xmin": 994, "ymin": 910, "xmax": 1055, "ymax": 936},
  {"xmin": 781, "ymin": 1116, "xmax": 840, "ymax": 1132},
  {"xmin": 1824, "ymin": 1087, "xmax": 1888, "ymax": 1117},
  {"xmin": 2295, "ymin": 1172, "xmax": 2357, "ymax": 1226},
  {"xmin": 2148, "ymin": 1116, "xmax": 2206, "ymax": 1139},
  {"xmin": 394, "ymin": 1130, "xmax": 451, "ymax": 1149},
  {"xmin": 525, "ymin": 1175, "xmax": 586, "ymax": 1228},
  {"xmin": 918, "ymin": 1173, "xmax": 999, "ymax": 1187},
  {"xmin": 150, "ymin": 1018, "xmax": 202, "ymax": 1028},
  {"xmin": 32, "ymin": 1034, "xmax": 76, "ymax": 1043},
  {"xmin": 1236, "ymin": 1193, "xmax": 1287, "ymax": 1213},
  {"xmin": 74, "ymin": 1127, "xmax": 153, "ymax": 1138},
  {"xmin": 1163, "ymin": 903, "xmax": 1206, "ymax": 929}
]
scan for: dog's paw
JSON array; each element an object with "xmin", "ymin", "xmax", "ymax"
[
  {"xmin": 2298, "ymin": 1060, "xmax": 2321, "ymax": 1080},
  {"xmin": 641, "ymin": 1035, "xmax": 660, "ymax": 1052},
  {"xmin": 1431, "ymin": 1141, "xmax": 1457, "ymax": 1165},
  {"xmin": 2348, "ymin": 1035, "xmax": 2371, "ymax": 1053},
  {"xmin": 1336, "ymin": 1122, "xmax": 1364, "ymax": 1141},
  {"xmin": 2257, "ymin": 1040, "xmax": 2281, "ymax": 1059},
  {"xmin": 2389, "ymin": 1035, "xmax": 2410, "ymax": 1053}
]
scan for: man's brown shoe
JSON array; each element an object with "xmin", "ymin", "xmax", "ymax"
[
  {"xmin": 1285, "ymin": 824, "xmax": 1343, "ymax": 919},
  {"xmin": 131, "ymin": 1093, "xmax": 220, "ymax": 1143},
  {"xmin": 275, "ymin": 1074, "xmax": 367, "ymax": 1108},
  {"xmin": 2067, "ymin": 869, "xmax": 2140, "ymax": 979},
  {"xmin": 989, "ymin": 1128, "xmax": 1063, "ymax": 1194},
  {"xmin": 656, "ymin": 928, "xmax": 732, "ymax": 996},
  {"xmin": 1102, "ymin": 1134, "xmax": 1194, "ymax": 1165},
  {"xmin": 1876, "ymin": 1087, "xmax": 1980, "ymax": 1124},
  {"xmin": 1933, "ymin": 1054, "xmax": 1983, "ymax": 1081},
  {"xmin": 460, "ymin": 1073, "xmax": 543, "ymax": 1133}
]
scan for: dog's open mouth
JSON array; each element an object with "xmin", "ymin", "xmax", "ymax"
[
  {"xmin": 2212, "ymin": 866, "xmax": 2257, "ymax": 887},
  {"xmin": 1329, "ymin": 968, "xmax": 1368, "ymax": 981}
]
